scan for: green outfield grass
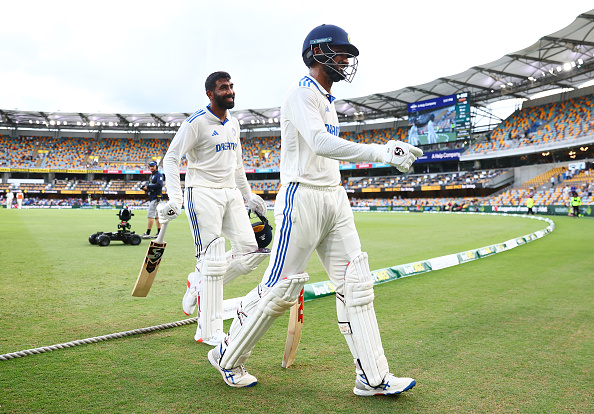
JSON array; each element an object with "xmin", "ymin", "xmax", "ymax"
[{"xmin": 0, "ymin": 209, "xmax": 592, "ymax": 413}]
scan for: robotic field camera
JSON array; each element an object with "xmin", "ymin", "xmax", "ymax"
[{"xmin": 89, "ymin": 206, "xmax": 142, "ymax": 247}]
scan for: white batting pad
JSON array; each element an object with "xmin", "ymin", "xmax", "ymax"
[
  {"xmin": 224, "ymin": 249, "xmax": 271, "ymax": 285},
  {"xmin": 336, "ymin": 252, "xmax": 389, "ymax": 387},
  {"xmin": 219, "ymin": 273, "xmax": 309, "ymax": 369},
  {"xmin": 199, "ymin": 237, "xmax": 227, "ymax": 341}
]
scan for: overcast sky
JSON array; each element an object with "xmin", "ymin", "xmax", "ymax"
[{"xmin": 1, "ymin": 1, "xmax": 592, "ymax": 115}]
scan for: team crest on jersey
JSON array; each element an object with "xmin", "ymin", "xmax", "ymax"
[{"xmin": 232, "ymin": 128, "xmax": 237, "ymax": 137}]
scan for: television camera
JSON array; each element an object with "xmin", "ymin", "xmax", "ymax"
[{"xmin": 89, "ymin": 206, "xmax": 142, "ymax": 246}]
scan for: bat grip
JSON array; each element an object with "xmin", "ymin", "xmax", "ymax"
[{"xmin": 155, "ymin": 221, "xmax": 168, "ymax": 243}]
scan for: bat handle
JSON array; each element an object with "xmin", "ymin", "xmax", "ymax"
[{"xmin": 155, "ymin": 221, "xmax": 168, "ymax": 243}]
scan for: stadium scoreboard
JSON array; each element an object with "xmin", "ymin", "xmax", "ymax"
[
  {"xmin": 455, "ymin": 92, "xmax": 470, "ymax": 138},
  {"xmin": 407, "ymin": 92, "xmax": 471, "ymax": 145}
]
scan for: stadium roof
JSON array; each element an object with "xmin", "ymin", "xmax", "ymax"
[{"xmin": 2, "ymin": 10, "xmax": 594, "ymax": 133}]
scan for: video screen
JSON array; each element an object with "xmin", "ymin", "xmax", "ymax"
[{"xmin": 407, "ymin": 93, "xmax": 469, "ymax": 145}]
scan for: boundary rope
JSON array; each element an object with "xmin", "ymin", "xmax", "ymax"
[
  {"xmin": 0, "ymin": 212, "xmax": 554, "ymax": 361},
  {"xmin": 0, "ymin": 318, "xmax": 197, "ymax": 361}
]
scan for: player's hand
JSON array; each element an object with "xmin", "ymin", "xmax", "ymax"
[
  {"xmin": 381, "ymin": 140, "xmax": 423, "ymax": 173},
  {"xmin": 246, "ymin": 193, "xmax": 267, "ymax": 216},
  {"xmin": 157, "ymin": 200, "xmax": 181, "ymax": 224}
]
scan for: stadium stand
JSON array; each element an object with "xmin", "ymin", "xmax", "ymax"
[
  {"xmin": 0, "ymin": 135, "xmax": 44, "ymax": 168},
  {"xmin": 0, "ymin": 135, "xmax": 170, "ymax": 171},
  {"xmin": 468, "ymin": 94, "xmax": 594, "ymax": 155},
  {"xmin": 346, "ymin": 170, "xmax": 507, "ymax": 191},
  {"xmin": 75, "ymin": 180, "xmax": 108, "ymax": 191},
  {"xmin": 515, "ymin": 166, "xmax": 567, "ymax": 189},
  {"xmin": 2, "ymin": 91, "xmax": 593, "ymax": 211},
  {"xmin": 339, "ymin": 127, "xmax": 407, "ymax": 165},
  {"xmin": 486, "ymin": 165, "xmax": 593, "ymax": 206},
  {"xmin": 92, "ymin": 137, "xmax": 169, "ymax": 168},
  {"xmin": 242, "ymin": 135, "xmax": 280, "ymax": 169},
  {"xmin": 18, "ymin": 182, "xmax": 50, "ymax": 192},
  {"xmin": 250, "ymin": 180, "xmax": 280, "ymax": 192}
]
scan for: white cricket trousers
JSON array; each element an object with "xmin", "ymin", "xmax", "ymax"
[
  {"xmin": 261, "ymin": 183, "xmax": 362, "ymax": 296},
  {"xmin": 184, "ymin": 186, "xmax": 258, "ymax": 262}
]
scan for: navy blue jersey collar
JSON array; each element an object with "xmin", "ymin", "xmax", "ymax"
[
  {"xmin": 206, "ymin": 105, "xmax": 229, "ymax": 125},
  {"xmin": 303, "ymin": 75, "xmax": 336, "ymax": 103}
]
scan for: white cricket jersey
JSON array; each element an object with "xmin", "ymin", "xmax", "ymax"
[
  {"xmin": 163, "ymin": 106, "xmax": 243, "ymax": 206},
  {"xmin": 280, "ymin": 75, "xmax": 381, "ymax": 187}
]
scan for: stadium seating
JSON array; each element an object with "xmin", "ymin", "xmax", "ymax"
[
  {"xmin": 18, "ymin": 183, "xmax": 50, "ymax": 192},
  {"xmin": 486, "ymin": 165, "xmax": 593, "ymax": 206},
  {"xmin": 347, "ymin": 170, "xmax": 506, "ymax": 190},
  {"xmin": 467, "ymin": 94, "xmax": 594, "ymax": 155},
  {"xmin": 241, "ymin": 136, "xmax": 280, "ymax": 169},
  {"xmin": 240, "ymin": 127, "xmax": 408, "ymax": 169},
  {"xmin": 0, "ymin": 135, "xmax": 45, "ymax": 168},
  {"xmin": 105, "ymin": 180, "xmax": 142, "ymax": 192},
  {"xmin": 515, "ymin": 166, "xmax": 567, "ymax": 189},
  {"xmin": 93, "ymin": 137, "xmax": 169, "ymax": 167},
  {"xmin": 339, "ymin": 127, "xmax": 407, "ymax": 165},
  {"xmin": 350, "ymin": 196, "xmax": 481, "ymax": 210},
  {"xmin": 0, "ymin": 135, "xmax": 170, "ymax": 170},
  {"xmin": 74, "ymin": 180, "xmax": 108, "ymax": 191},
  {"xmin": 2, "ymin": 100, "xmax": 592, "ymax": 210},
  {"xmin": 43, "ymin": 137, "xmax": 90, "ymax": 169},
  {"xmin": 250, "ymin": 180, "xmax": 280, "ymax": 192}
]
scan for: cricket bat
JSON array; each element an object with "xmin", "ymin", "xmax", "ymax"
[
  {"xmin": 282, "ymin": 287, "xmax": 304, "ymax": 368},
  {"xmin": 131, "ymin": 222, "xmax": 168, "ymax": 297}
]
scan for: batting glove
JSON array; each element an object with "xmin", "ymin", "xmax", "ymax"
[
  {"xmin": 380, "ymin": 140, "xmax": 423, "ymax": 173},
  {"xmin": 245, "ymin": 193, "xmax": 267, "ymax": 216},
  {"xmin": 157, "ymin": 200, "xmax": 181, "ymax": 224}
]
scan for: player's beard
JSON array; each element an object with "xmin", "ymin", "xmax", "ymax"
[
  {"xmin": 323, "ymin": 63, "xmax": 346, "ymax": 83},
  {"xmin": 214, "ymin": 92, "xmax": 235, "ymax": 109}
]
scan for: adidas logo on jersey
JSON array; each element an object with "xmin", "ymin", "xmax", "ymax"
[{"xmin": 212, "ymin": 130, "xmax": 219, "ymax": 136}]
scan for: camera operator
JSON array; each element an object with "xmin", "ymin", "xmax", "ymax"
[{"xmin": 141, "ymin": 160, "xmax": 164, "ymax": 238}]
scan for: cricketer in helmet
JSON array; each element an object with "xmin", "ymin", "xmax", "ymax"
[
  {"xmin": 302, "ymin": 24, "xmax": 359, "ymax": 83},
  {"xmin": 207, "ymin": 23, "xmax": 421, "ymax": 396}
]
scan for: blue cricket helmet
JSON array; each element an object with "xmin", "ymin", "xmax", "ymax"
[
  {"xmin": 302, "ymin": 24, "xmax": 359, "ymax": 82},
  {"xmin": 302, "ymin": 24, "xmax": 359, "ymax": 61},
  {"xmin": 250, "ymin": 211, "xmax": 273, "ymax": 249}
]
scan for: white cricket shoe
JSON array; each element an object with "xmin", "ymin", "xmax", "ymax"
[
  {"xmin": 208, "ymin": 346, "xmax": 258, "ymax": 388},
  {"xmin": 196, "ymin": 329, "xmax": 226, "ymax": 346},
  {"xmin": 353, "ymin": 373, "xmax": 416, "ymax": 396},
  {"xmin": 182, "ymin": 272, "xmax": 200, "ymax": 316}
]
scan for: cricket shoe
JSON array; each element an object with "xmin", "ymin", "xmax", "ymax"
[
  {"xmin": 195, "ymin": 329, "xmax": 226, "ymax": 346},
  {"xmin": 353, "ymin": 373, "xmax": 416, "ymax": 396},
  {"xmin": 141, "ymin": 233, "xmax": 155, "ymax": 239},
  {"xmin": 182, "ymin": 272, "xmax": 201, "ymax": 316},
  {"xmin": 208, "ymin": 345, "xmax": 257, "ymax": 388}
]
